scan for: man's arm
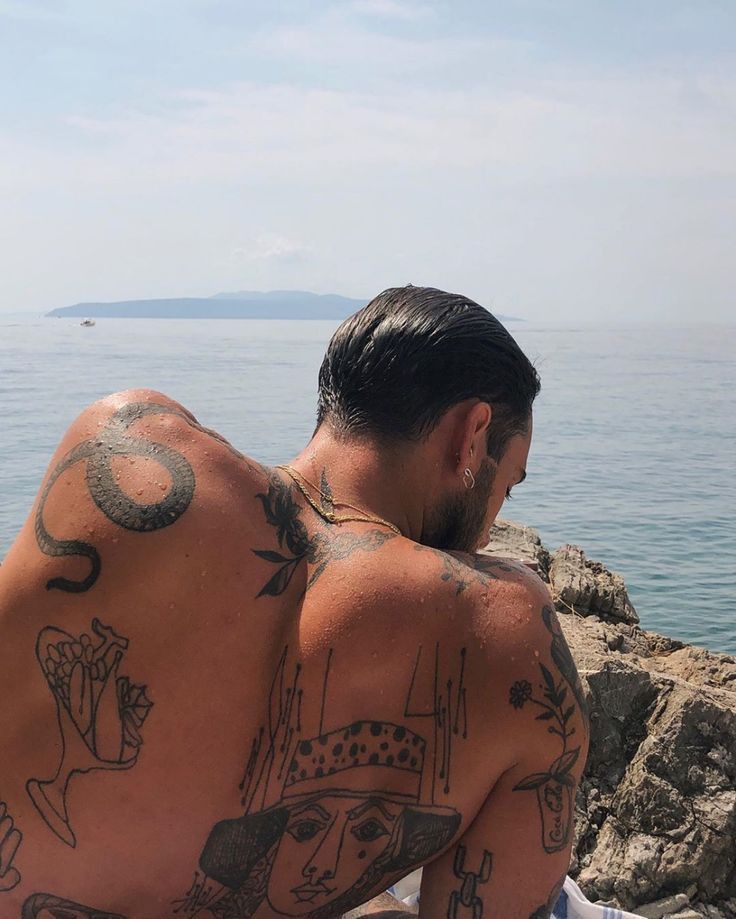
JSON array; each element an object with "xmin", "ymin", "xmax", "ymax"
[{"xmin": 419, "ymin": 573, "xmax": 588, "ymax": 919}]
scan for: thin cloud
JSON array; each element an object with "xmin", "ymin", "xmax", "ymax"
[
  {"xmin": 50, "ymin": 73, "xmax": 736, "ymax": 186},
  {"xmin": 233, "ymin": 233, "xmax": 311, "ymax": 262},
  {"xmin": 244, "ymin": 16, "xmax": 511, "ymax": 80},
  {"xmin": 347, "ymin": 0, "xmax": 431, "ymax": 21}
]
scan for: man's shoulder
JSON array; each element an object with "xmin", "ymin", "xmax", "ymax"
[
  {"xmin": 54, "ymin": 387, "xmax": 264, "ymax": 488},
  {"xmin": 342, "ymin": 542, "xmax": 553, "ymax": 647},
  {"xmin": 64, "ymin": 388, "xmax": 251, "ymax": 460},
  {"xmin": 411, "ymin": 545, "xmax": 544, "ymax": 599},
  {"xmin": 2, "ymin": 388, "xmax": 264, "ymax": 597}
]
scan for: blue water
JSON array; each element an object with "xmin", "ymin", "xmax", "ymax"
[{"xmin": 1, "ymin": 317, "xmax": 734, "ymax": 655}]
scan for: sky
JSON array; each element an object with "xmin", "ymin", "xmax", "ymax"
[{"xmin": 1, "ymin": 0, "xmax": 734, "ymax": 320}]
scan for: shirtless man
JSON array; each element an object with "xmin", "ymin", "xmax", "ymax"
[{"xmin": 0, "ymin": 285, "xmax": 588, "ymax": 918}]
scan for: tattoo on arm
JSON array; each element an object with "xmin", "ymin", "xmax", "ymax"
[
  {"xmin": 36, "ymin": 401, "xmax": 198, "ymax": 593},
  {"xmin": 253, "ymin": 471, "xmax": 395, "ymax": 598},
  {"xmin": 446, "ymin": 845, "xmax": 493, "ymax": 919},
  {"xmin": 508, "ymin": 614, "xmax": 582, "ymax": 853},
  {"xmin": 21, "ymin": 892, "xmax": 126, "ymax": 918},
  {"xmin": 177, "ymin": 645, "xmax": 465, "ymax": 917},
  {"xmin": 26, "ymin": 618, "xmax": 153, "ymax": 848},
  {"xmin": 0, "ymin": 800, "xmax": 22, "ymax": 892}
]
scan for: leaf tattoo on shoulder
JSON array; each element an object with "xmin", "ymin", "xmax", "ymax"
[
  {"xmin": 542, "ymin": 605, "xmax": 589, "ymax": 727},
  {"xmin": 253, "ymin": 477, "xmax": 317, "ymax": 597},
  {"xmin": 251, "ymin": 471, "xmax": 396, "ymax": 598}
]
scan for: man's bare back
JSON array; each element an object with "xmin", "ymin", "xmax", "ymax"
[{"xmin": 0, "ymin": 288, "xmax": 588, "ymax": 917}]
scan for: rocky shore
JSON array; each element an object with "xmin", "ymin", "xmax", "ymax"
[{"xmin": 484, "ymin": 522, "xmax": 736, "ymax": 919}]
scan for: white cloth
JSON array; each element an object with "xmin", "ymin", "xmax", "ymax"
[
  {"xmin": 387, "ymin": 872, "xmax": 643, "ymax": 918},
  {"xmin": 555, "ymin": 876, "xmax": 642, "ymax": 919}
]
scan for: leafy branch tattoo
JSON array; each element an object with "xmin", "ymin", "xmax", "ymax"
[
  {"xmin": 27, "ymin": 617, "xmax": 153, "ymax": 848},
  {"xmin": 35, "ymin": 401, "xmax": 197, "ymax": 593},
  {"xmin": 0, "ymin": 800, "xmax": 22, "ymax": 893},
  {"xmin": 252, "ymin": 472, "xmax": 395, "ymax": 597},
  {"xmin": 509, "ymin": 655, "xmax": 580, "ymax": 854},
  {"xmin": 542, "ymin": 606, "xmax": 589, "ymax": 731}
]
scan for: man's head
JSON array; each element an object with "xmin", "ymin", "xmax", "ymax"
[{"xmin": 316, "ymin": 285, "xmax": 540, "ymax": 552}]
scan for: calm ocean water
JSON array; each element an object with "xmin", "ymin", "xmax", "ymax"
[{"xmin": 1, "ymin": 317, "xmax": 734, "ymax": 655}]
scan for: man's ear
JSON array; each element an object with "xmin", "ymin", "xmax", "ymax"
[{"xmin": 455, "ymin": 401, "xmax": 492, "ymax": 471}]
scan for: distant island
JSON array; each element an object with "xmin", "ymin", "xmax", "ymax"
[{"xmin": 46, "ymin": 289, "xmax": 521, "ymax": 322}]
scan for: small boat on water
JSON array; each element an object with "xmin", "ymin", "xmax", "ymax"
[{"xmin": 80, "ymin": 318, "xmax": 96, "ymax": 327}]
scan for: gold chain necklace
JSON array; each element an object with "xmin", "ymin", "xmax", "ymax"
[{"xmin": 276, "ymin": 464, "xmax": 402, "ymax": 536}]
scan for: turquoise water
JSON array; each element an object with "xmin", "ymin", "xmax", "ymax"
[{"xmin": 1, "ymin": 317, "xmax": 734, "ymax": 655}]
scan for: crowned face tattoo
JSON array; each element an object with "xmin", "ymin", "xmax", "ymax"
[
  {"xmin": 268, "ymin": 794, "xmax": 403, "ymax": 915},
  {"xmin": 197, "ymin": 717, "xmax": 460, "ymax": 919}
]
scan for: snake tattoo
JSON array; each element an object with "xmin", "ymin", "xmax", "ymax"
[{"xmin": 35, "ymin": 401, "xmax": 197, "ymax": 593}]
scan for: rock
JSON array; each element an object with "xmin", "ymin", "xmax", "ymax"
[
  {"xmin": 637, "ymin": 893, "xmax": 691, "ymax": 918},
  {"xmin": 483, "ymin": 519, "xmax": 552, "ymax": 577},
  {"xmin": 568, "ymin": 616, "xmax": 736, "ymax": 910},
  {"xmin": 480, "ymin": 522, "xmax": 736, "ymax": 915},
  {"xmin": 549, "ymin": 544, "xmax": 640, "ymax": 624},
  {"xmin": 652, "ymin": 646, "xmax": 736, "ymax": 693},
  {"xmin": 699, "ymin": 907, "xmax": 730, "ymax": 919}
]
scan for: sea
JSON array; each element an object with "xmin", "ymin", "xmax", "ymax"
[{"xmin": 1, "ymin": 317, "xmax": 734, "ymax": 655}]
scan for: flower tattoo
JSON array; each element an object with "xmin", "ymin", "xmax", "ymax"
[{"xmin": 509, "ymin": 680, "xmax": 533, "ymax": 709}]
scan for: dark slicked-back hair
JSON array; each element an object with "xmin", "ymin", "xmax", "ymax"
[{"xmin": 317, "ymin": 286, "xmax": 541, "ymax": 461}]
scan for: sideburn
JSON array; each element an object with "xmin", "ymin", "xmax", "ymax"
[{"xmin": 421, "ymin": 458, "xmax": 496, "ymax": 553}]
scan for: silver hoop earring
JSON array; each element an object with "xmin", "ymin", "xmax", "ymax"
[{"xmin": 463, "ymin": 467, "xmax": 476, "ymax": 490}]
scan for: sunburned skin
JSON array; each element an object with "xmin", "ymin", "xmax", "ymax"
[{"xmin": 0, "ymin": 389, "xmax": 587, "ymax": 918}]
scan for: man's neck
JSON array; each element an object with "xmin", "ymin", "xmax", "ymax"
[{"xmin": 288, "ymin": 427, "xmax": 434, "ymax": 543}]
